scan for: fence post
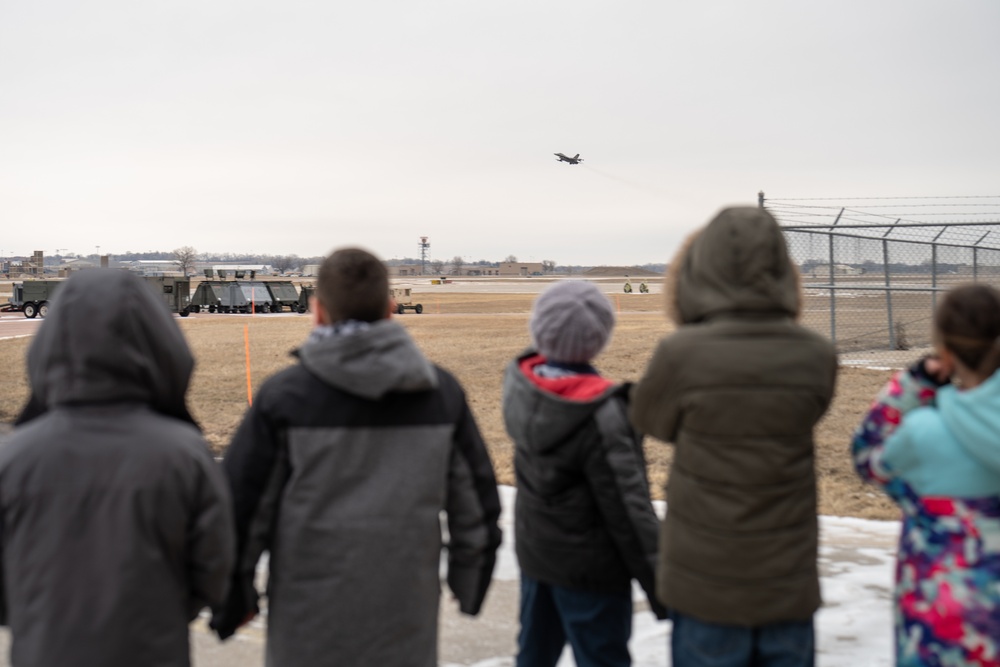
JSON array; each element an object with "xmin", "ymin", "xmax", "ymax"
[
  {"xmin": 828, "ymin": 234, "xmax": 837, "ymax": 345},
  {"xmin": 931, "ymin": 243, "xmax": 938, "ymax": 312},
  {"xmin": 882, "ymin": 239, "xmax": 895, "ymax": 350},
  {"xmin": 929, "ymin": 226, "xmax": 949, "ymax": 312},
  {"xmin": 973, "ymin": 231, "xmax": 991, "ymax": 282}
]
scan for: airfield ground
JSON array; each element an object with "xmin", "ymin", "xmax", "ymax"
[{"xmin": 0, "ymin": 278, "xmax": 902, "ymax": 520}]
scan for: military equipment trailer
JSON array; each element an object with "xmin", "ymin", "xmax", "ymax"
[
  {"xmin": 142, "ymin": 276, "xmax": 192, "ymax": 317},
  {"xmin": 3, "ymin": 277, "xmax": 191, "ymax": 318},
  {"xmin": 297, "ymin": 285, "xmax": 315, "ymax": 313},
  {"xmin": 190, "ymin": 281, "xmax": 253, "ymax": 313},
  {"xmin": 265, "ymin": 281, "xmax": 301, "ymax": 312},
  {"xmin": 391, "ymin": 287, "xmax": 423, "ymax": 314},
  {"xmin": 2, "ymin": 280, "xmax": 64, "ymax": 318}
]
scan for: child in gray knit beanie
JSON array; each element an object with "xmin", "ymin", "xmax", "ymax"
[
  {"xmin": 502, "ymin": 280, "xmax": 665, "ymax": 667},
  {"xmin": 529, "ymin": 280, "xmax": 616, "ymax": 366}
]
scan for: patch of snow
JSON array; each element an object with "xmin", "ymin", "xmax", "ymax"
[{"xmin": 488, "ymin": 487, "xmax": 897, "ymax": 666}]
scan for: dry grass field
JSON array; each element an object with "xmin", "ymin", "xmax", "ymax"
[{"xmin": 0, "ymin": 290, "xmax": 903, "ymax": 520}]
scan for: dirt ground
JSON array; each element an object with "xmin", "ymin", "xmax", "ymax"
[{"xmin": 0, "ymin": 290, "xmax": 901, "ymax": 520}]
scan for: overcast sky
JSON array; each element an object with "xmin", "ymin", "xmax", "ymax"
[{"xmin": 2, "ymin": 1, "xmax": 999, "ymax": 265}]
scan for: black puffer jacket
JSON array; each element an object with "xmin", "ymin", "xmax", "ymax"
[
  {"xmin": 0, "ymin": 270, "xmax": 235, "ymax": 667},
  {"xmin": 503, "ymin": 352, "xmax": 665, "ymax": 617}
]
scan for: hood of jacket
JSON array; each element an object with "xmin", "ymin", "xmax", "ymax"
[
  {"xmin": 670, "ymin": 207, "xmax": 800, "ymax": 324},
  {"xmin": 25, "ymin": 270, "xmax": 196, "ymax": 423},
  {"xmin": 938, "ymin": 370, "xmax": 1000, "ymax": 473},
  {"xmin": 502, "ymin": 351, "xmax": 619, "ymax": 454},
  {"xmin": 297, "ymin": 319, "xmax": 438, "ymax": 400}
]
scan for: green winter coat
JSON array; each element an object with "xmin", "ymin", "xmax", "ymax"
[{"xmin": 630, "ymin": 206, "xmax": 837, "ymax": 626}]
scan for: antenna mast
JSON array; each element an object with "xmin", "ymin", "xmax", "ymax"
[{"xmin": 418, "ymin": 236, "xmax": 430, "ymax": 275}]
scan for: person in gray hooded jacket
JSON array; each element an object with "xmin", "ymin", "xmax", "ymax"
[
  {"xmin": 211, "ymin": 247, "xmax": 502, "ymax": 667},
  {"xmin": 0, "ymin": 270, "xmax": 235, "ymax": 667}
]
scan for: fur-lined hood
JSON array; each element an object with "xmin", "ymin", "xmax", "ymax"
[{"xmin": 665, "ymin": 207, "xmax": 801, "ymax": 324}]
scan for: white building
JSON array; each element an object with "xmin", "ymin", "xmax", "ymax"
[
  {"xmin": 128, "ymin": 260, "xmax": 182, "ymax": 275},
  {"xmin": 207, "ymin": 264, "xmax": 274, "ymax": 277}
]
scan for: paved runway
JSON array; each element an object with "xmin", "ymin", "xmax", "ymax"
[{"xmin": 0, "ymin": 314, "xmax": 42, "ymax": 340}]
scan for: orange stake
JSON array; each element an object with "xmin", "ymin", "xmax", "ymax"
[
  {"xmin": 244, "ymin": 324, "xmax": 253, "ymax": 406},
  {"xmin": 615, "ymin": 294, "xmax": 621, "ymax": 313}
]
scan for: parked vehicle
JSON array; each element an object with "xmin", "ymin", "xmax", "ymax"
[
  {"xmin": 143, "ymin": 276, "xmax": 192, "ymax": 317},
  {"xmin": 3, "ymin": 277, "xmax": 191, "ymax": 318},
  {"xmin": 1, "ymin": 280, "xmax": 63, "ymax": 318},
  {"xmin": 391, "ymin": 287, "xmax": 423, "ymax": 314}
]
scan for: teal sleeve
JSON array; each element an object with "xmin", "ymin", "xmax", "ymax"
[{"xmin": 881, "ymin": 420, "xmax": 918, "ymax": 478}]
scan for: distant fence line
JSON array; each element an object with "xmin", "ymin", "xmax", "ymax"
[{"xmin": 766, "ymin": 195, "xmax": 1000, "ymax": 361}]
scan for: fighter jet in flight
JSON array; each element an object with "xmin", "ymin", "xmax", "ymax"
[{"xmin": 554, "ymin": 153, "xmax": 583, "ymax": 165}]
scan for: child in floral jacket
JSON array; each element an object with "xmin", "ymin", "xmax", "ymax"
[{"xmin": 852, "ymin": 284, "xmax": 1000, "ymax": 666}]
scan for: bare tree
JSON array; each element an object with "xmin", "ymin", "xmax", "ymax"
[
  {"xmin": 450, "ymin": 255, "xmax": 465, "ymax": 275},
  {"xmin": 272, "ymin": 254, "xmax": 299, "ymax": 274},
  {"xmin": 504, "ymin": 254, "xmax": 518, "ymax": 264},
  {"xmin": 173, "ymin": 246, "xmax": 198, "ymax": 276},
  {"xmin": 541, "ymin": 260, "xmax": 556, "ymax": 274},
  {"xmin": 431, "ymin": 259, "xmax": 445, "ymax": 274}
]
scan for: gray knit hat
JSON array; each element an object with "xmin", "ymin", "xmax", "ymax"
[{"xmin": 530, "ymin": 281, "xmax": 615, "ymax": 363}]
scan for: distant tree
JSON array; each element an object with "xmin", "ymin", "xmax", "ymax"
[
  {"xmin": 173, "ymin": 246, "xmax": 198, "ymax": 276},
  {"xmin": 541, "ymin": 260, "xmax": 556, "ymax": 274},
  {"xmin": 431, "ymin": 259, "xmax": 445, "ymax": 274},
  {"xmin": 450, "ymin": 255, "xmax": 465, "ymax": 275},
  {"xmin": 272, "ymin": 254, "xmax": 299, "ymax": 274},
  {"xmin": 504, "ymin": 254, "xmax": 518, "ymax": 263}
]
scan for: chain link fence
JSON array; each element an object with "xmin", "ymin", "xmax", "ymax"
[{"xmin": 766, "ymin": 196, "xmax": 1000, "ymax": 367}]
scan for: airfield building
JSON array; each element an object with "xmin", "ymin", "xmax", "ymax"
[{"xmin": 498, "ymin": 261, "xmax": 544, "ymax": 277}]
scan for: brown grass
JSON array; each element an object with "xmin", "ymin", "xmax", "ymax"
[
  {"xmin": 403, "ymin": 291, "xmax": 666, "ymax": 314},
  {"xmin": 0, "ymin": 292, "xmax": 900, "ymax": 520}
]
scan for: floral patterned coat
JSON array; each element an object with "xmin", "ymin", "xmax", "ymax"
[{"xmin": 852, "ymin": 363, "xmax": 1000, "ymax": 666}]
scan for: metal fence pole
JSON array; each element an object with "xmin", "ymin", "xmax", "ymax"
[
  {"xmin": 881, "ymin": 219, "xmax": 900, "ymax": 350},
  {"xmin": 882, "ymin": 239, "xmax": 896, "ymax": 350},
  {"xmin": 931, "ymin": 243, "xmax": 938, "ymax": 312},
  {"xmin": 828, "ymin": 234, "xmax": 837, "ymax": 345},
  {"xmin": 883, "ymin": 238, "xmax": 895, "ymax": 350},
  {"xmin": 973, "ymin": 231, "xmax": 991, "ymax": 282}
]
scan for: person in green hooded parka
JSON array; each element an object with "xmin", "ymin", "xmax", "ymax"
[{"xmin": 631, "ymin": 206, "xmax": 838, "ymax": 667}]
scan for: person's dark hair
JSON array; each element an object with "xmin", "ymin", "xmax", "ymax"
[
  {"xmin": 316, "ymin": 248, "xmax": 389, "ymax": 323},
  {"xmin": 935, "ymin": 284, "xmax": 1000, "ymax": 378}
]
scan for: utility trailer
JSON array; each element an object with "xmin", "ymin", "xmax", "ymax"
[
  {"xmin": 189, "ymin": 280, "xmax": 277, "ymax": 314},
  {"xmin": 3, "ymin": 277, "xmax": 191, "ymax": 319},
  {"xmin": 2, "ymin": 280, "xmax": 63, "ymax": 318},
  {"xmin": 239, "ymin": 281, "xmax": 274, "ymax": 313},
  {"xmin": 297, "ymin": 285, "xmax": 315, "ymax": 313},
  {"xmin": 265, "ymin": 281, "xmax": 301, "ymax": 312},
  {"xmin": 190, "ymin": 281, "xmax": 254, "ymax": 313},
  {"xmin": 391, "ymin": 287, "xmax": 423, "ymax": 314},
  {"xmin": 142, "ymin": 277, "xmax": 192, "ymax": 317}
]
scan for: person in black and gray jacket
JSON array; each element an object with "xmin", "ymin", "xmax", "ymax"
[
  {"xmin": 0, "ymin": 270, "xmax": 235, "ymax": 667},
  {"xmin": 211, "ymin": 247, "xmax": 502, "ymax": 667},
  {"xmin": 503, "ymin": 281, "xmax": 667, "ymax": 667}
]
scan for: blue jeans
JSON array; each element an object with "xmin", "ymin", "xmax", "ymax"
[
  {"xmin": 517, "ymin": 575, "xmax": 633, "ymax": 667},
  {"xmin": 671, "ymin": 612, "xmax": 814, "ymax": 667}
]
